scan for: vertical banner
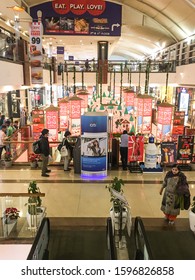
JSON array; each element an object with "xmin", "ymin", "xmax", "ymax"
[
  {"xmin": 30, "ymin": 22, "xmax": 43, "ymax": 84},
  {"xmin": 157, "ymin": 105, "xmax": 173, "ymax": 140},
  {"xmin": 161, "ymin": 142, "xmax": 177, "ymax": 164},
  {"xmin": 81, "ymin": 114, "xmax": 108, "ymax": 177},
  {"xmin": 32, "ymin": 109, "xmax": 44, "ymax": 140},
  {"xmin": 128, "ymin": 135, "xmax": 144, "ymax": 162},
  {"xmin": 45, "ymin": 105, "xmax": 59, "ymax": 142},
  {"xmin": 177, "ymin": 135, "xmax": 194, "ymax": 161},
  {"xmin": 69, "ymin": 96, "xmax": 82, "ymax": 136},
  {"xmin": 57, "ymin": 46, "xmax": 64, "ymax": 84},
  {"xmin": 58, "ymin": 99, "xmax": 69, "ymax": 131},
  {"xmin": 137, "ymin": 95, "xmax": 152, "ymax": 134}
]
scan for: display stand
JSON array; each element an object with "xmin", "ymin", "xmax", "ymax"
[
  {"xmin": 128, "ymin": 161, "xmax": 143, "ymax": 173},
  {"xmin": 177, "ymin": 160, "xmax": 192, "ymax": 171}
]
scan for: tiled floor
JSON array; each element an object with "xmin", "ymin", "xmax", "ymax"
[{"xmin": 0, "ymin": 165, "xmax": 195, "ymax": 220}]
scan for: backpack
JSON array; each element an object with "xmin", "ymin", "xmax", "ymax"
[{"xmin": 33, "ymin": 140, "xmax": 41, "ymax": 154}]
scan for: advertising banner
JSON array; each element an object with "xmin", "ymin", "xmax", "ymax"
[
  {"xmin": 128, "ymin": 135, "xmax": 144, "ymax": 162},
  {"xmin": 161, "ymin": 142, "xmax": 177, "ymax": 164},
  {"xmin": 30, "ymin": 0, "xmax": 122, "ymax": 37},
  {"xmin": 177, "ymin": 135, "xmax": 194, "ymax": 161},
  {"xmin": 32, "ymin": 109, "xmax": 44, "ymax": 140},
  {"xmin": 45, "ymin": 109, "xmax": 59, "ymax": 142},
  {"xmin": 59, "ymin": 101, "xmax": 69, "ymax": 130},
  {"xmin": 30, "ymin": 22, "xmax": 43, "ymax": 84},
  {"xmin": 81, "ymin": 134, "xmax": 107, "ymax": 174},
  {"xmin": 81, "ymin": 113, "xmax": 108, "ymax": 176}
]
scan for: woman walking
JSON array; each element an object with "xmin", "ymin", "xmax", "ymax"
[{"xmin": 159, "ymin": 164, "xmax": 189, "ymax": 224}]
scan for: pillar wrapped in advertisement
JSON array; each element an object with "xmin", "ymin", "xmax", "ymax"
[
  {"xmin": 81, "ymin": 112, "xmax": 108, "ymax": 177},
  {"xmin": 30, "ymin": 22, "xmax": 43, "ymax": 84}
]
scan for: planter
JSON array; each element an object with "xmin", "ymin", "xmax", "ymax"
[
  {"xmin": 30, "ymin": 161, "xmax": 37, "ymax": 168},
  {"xmin": 37, "ymin": 161, "xmax": 43, "ymax": 168},
  {"xmin": 26, "ymin": 206, "xmax": 45, "ymax": 229},
  {"xmin": 189, "ymin": 210, "xmax": 195, "ymax": 233},
  {"xmin": 4, "ymin": 160, "xmax": 12, "ymax": 168}
]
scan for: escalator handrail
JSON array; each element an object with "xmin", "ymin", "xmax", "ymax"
[
  {"xmin": 134, "ymin": 216, "xmax": 153, "ymax": 260},
  {"xmin": 27, "ymin": 217, "xmax": 50, "ymax": 260},
  {"xmin": 106, "ymin": 217, "xmax": 117, "ymax": 260}
]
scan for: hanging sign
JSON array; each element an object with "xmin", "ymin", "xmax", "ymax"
[
  {"xmin": 59, "ymin": 99, "xmax": 69, "ymax": 130},
  {"xmin": 30, "ymin": 22, "xmax": 43, "ymax": 84},
  {"xmin": 32, "ymin": 109, "xmax": 44, "ymax": 140},
  {"xmin": 45, "ymin": 106, "xmax": 59, "ymax": 142},
  {"xmin": 30, "ymin": 0, "xmax": 121, "ymax": 36}
]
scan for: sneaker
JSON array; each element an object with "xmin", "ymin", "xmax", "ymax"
[
  {"xmin": 168, "ymin": 220, "xmax": 175, "ymax": 225},
  {"xmin": 41, "ymin": 174, "xmax": 49, "ymax": 177},
  {"xmin": 45, "ymin": 169, "xmax": 51, "ymax": 173},
  {"xmin": 64, "ymin": 168, "xmax": 71, "ymax": 171}
]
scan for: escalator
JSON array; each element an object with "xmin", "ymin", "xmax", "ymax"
[{"xmin": 134, "ymin": 216, "xmax": 195, "ymax": 260}]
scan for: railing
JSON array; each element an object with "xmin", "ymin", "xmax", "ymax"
[
  {"xmin": 106, "ymin": 217, "xmax": 117, "ymax": 260},
  {"xmin": 43, "ymin": 59, "xmax": 177, "ymax": 73},
  {"xmin": 134, "ymin": 216, "xmax": 153, "ymax": 260}
]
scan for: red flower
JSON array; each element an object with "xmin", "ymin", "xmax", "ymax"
[{"xmin": 5, "ymin": 207, "xmax": 20, "ymax": 219}]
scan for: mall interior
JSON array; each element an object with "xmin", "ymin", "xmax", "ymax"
[{"xmin": 1, "ymin": 0, "xmax": 195, "ymax": 260}]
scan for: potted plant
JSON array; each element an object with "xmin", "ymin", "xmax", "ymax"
[
  {"xmin": 26, "ymin": 181, "xmax": 45, "ymax": 228},
  {"xmin": 4, "ymin": 207, "xmax": 20, "ymax": 224},
  {"xmin": 189, "ymin": 196, "xmax": 195, "ymax": 233},
  {"xmin": 106, "ymin": 177, "xmax": 131, "ymax": 240},
  {"xmin": 29, "ymin": 153, "xmax": 38, "ymax": 168},
  {"xmin": 36, "ymin": 154, "xmax": 43, "ymax": 168},
  {"xmin": 4, "ymin": 151, "xmax": 12, "ymax": 167}
]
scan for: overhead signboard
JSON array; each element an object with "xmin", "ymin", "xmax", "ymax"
[{"xmin": 30, "ymin": 0, "xmax": 122, "ymax": 36}]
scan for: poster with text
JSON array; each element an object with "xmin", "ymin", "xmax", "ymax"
[
  {"xmin": 161, "ymin": 142, "xmax": 177, "ymax": 164},
  {"xmin": 128, "ymin": 135, "xmax": 144, "ymax": 162},
  {"xmin": 177, "ymin": 135, "xmax": 194, "ymax": 161}
]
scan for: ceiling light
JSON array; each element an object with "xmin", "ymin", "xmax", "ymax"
[{"xmin": 7, "ymin": 6, "xmax": 25, "ymax": 12}]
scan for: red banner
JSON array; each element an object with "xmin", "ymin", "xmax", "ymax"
[
  {"xmin": 157, "ymin": 106, "xmax": 172, "ymax": 125},
  {"xmin": 128, "ymin": 135, "xmax": 144, "ymax": 162},
  {"xmin": 124, "ymin": 91, "xmax": 134, "ymax": 106},
  {"xmin": 46, "ymin": 110, "xmax": 59, "ymax": 141},
  {"xmin": 69, "ymin": 100, "xmax": 81, "ymax": 118}
]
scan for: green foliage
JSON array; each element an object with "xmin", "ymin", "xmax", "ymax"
[
  {"xmin": 27, "ymin": 181, "xmax": 42, "ymax": 215},
  {"xmin": 106, "ymin": 177, "xmax": 125, "ymax": 212}
]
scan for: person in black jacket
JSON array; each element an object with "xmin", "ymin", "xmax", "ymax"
[
  {"xmin": 39, "ymin": 129, "xmax": 51, "ymax": 177},
  {"xmin": 63, "ymin": 130, "xmax": 73, "ymax": 171}
]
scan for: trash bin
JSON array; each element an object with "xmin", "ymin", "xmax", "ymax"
[{"xmin": 73, "ymin": 137, "xmax": 81, "ymax": 174}]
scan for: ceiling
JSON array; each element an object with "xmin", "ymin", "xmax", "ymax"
[{"xmin": 1, "ymin": 0, "xmax": 195, "ymax": 60}]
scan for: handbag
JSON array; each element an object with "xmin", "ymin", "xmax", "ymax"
[
  {"xmin": 184, "ymin": 194, "xmax": 191, "ymax": 210},
  {"xmin": 60, "ymin": 145, "xmax": 68, "ymax": 157}
]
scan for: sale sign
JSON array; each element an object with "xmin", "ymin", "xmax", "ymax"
[{"xmin": 30, "ymin": 22, "xmax": 43, "ymax": 84}]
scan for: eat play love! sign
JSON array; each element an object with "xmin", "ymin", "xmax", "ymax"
[{"xmin": 52, "ymin": 0, "xmax": 106, "ymax": 16}]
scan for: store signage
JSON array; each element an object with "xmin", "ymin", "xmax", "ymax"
[
  {"xmin": 30, "ymin": 0, "xmax": 121, "ymax": 36},
  {"xmin": 30, "ymin": 22, "xmax": 43, "ymax": 84}
]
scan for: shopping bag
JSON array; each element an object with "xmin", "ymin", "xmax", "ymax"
[{"xmin": 61, "ymin": 146, "xmax": 68, "ymax": 157}]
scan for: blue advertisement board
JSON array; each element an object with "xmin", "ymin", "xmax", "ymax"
[
  {"xmin": 81, "ymin": 114, "xmax": 108, "ymax": 177},
  {"xmin": 30, "ymin": 0, "xmax": 121, "ymax": 37},
  {"xmin": 81, "ymin": 115, "xmax": 107, "ymax": 133}
]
